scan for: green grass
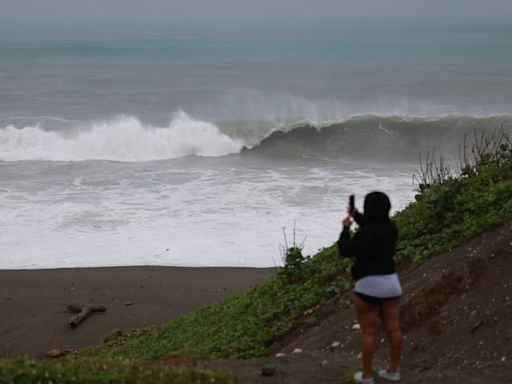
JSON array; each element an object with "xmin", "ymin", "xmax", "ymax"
[{"xmin": 0, "ymin": 358, "xmax": 232, "ymax": 384}]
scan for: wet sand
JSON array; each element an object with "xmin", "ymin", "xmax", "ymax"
[{"xmin": 0, "ymin": 266, "xmax": 275, "ymax": 357}]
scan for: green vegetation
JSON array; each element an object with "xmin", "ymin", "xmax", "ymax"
[
  {"xmin": 394, "ymin": 130, "xmax": 512, "ymax": 262},
  {"xmin": 0, "ymin": 358, "xmax": 232, "ymax": 384},
  {"xmin": 3, "ymin": 130, "xmax": 511, "ymax": 383}
]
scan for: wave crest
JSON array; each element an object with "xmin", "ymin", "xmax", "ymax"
[
  {"xmin": 240, "ymin": 114, "xmax": 512, "ymax": 160},
  {"xmin": 0, "ymin": 112, "xmax": 243, "ymax": 162},
  {"xmin": 2, "ymin": 113, "xmax": 512, "ymax": 162}
]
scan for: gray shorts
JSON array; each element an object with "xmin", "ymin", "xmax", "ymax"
[{"xmin": 354, "ymin": 273, "xmax": 402, "ymax": 300}]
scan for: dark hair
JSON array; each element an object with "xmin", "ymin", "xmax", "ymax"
[{"xmin": 363, "ymin": 191, "xmax": 391, "ymax": 221}]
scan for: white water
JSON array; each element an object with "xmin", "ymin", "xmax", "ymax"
[
  {"xmin": 0, "ymin": 162, "xmax": 416, "ymax": 269},
  {"xmin": 0, "ymin": 112, "xmax": 243, "ymax": 162}
]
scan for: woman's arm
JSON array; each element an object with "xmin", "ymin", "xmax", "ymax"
[
  {"xmin": 338, "ymin": 217, "xmax": 355, "ymax": 258},
  {"xmin": 337, "ymin": 219, "xmax": 371, "ymax": 259},
  {"xmin": 353, "ymin": 211, "xmax": 367, "ymax": 227},
  {"xmin": 337, "ymin": 225, "xmax": 352, "ymax": 258}
]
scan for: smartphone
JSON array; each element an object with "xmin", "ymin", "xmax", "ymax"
[{"xmin": 349, "ymin": 195, "xmax": 355, "ymax": 211}]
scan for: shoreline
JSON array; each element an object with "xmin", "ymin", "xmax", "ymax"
[
  {"xmin": 0, "ymin": 266, "xmax": 276, "ymax": 358},
  {"xmin": 0, "ymin": 265, "xmax": 278, "ymax": 271}
]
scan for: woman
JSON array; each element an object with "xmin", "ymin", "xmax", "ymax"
[{"xmin": 338, "ymin": 191, "xmax": 403, "ymax": 384}]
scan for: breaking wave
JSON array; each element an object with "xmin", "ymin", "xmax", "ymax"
[
  {"xmin": 241, "ymin": 114, "xmax": 512, "ymax": 160},
  {"xmin": 0, "ymin": 111, "xmax": 243, "ymax": 162},
  {"xmin": 1, "ymin": 112, "xmax": 511, "ymax": 162}
]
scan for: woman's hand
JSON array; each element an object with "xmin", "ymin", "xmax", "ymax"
[
  {"xmin": 342, "ymin": 216, "xmax": 352, "ymax": 228},
  {"xmin": 348, "ymin": 207, "xmax": 358, "ymax": 217}
]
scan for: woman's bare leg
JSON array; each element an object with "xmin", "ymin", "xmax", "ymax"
[
  {"xmin": 380, "ymin": 298, "xmax": 403, "ymax": 372},
  {"xmin": 354, "ymin": 295, "xmax": 380, "ymax": 379}
]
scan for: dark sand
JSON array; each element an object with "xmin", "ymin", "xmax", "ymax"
[{"xmin": 0, "ymin": 266, "xmax": 275, "ymax": 358}]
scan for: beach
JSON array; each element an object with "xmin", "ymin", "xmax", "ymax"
[{"xmin": 0, "ymin": 266, "xmax": 275, "ymax": 357}]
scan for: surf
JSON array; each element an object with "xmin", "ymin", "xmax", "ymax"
[
  {"xmin": 0, "ymin": 111, "xmax": 243, "ymax": 162},
  {"xmin": 1, "ymin": 112, "xmax": 511, "ymax": 162}
]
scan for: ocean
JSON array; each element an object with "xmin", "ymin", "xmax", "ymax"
[{"xmin": 1, "ymin": 19, "xmax": 511, "ymax": 268}]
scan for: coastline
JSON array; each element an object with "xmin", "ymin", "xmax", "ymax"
[{"xmin": 0, "ymin": 266, "xmax": 276, "ymax": 358}]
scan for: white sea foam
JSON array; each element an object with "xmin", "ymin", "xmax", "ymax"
[
  {"xmin": 0, "ymin": 111, "xmax": 243, "ymax": 162},
  {"xmin": 0, "ymin": 163, "xmax": 416, "ymax": 269}
]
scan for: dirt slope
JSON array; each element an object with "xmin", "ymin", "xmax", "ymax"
[{"xmin": 175, "ymin": 222, "xmax": 512, "ymax": 383}]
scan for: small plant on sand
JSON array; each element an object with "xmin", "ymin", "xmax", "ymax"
[{"xmin": 278, "ymin": 222, "xmax": 311, "ymax": 284}]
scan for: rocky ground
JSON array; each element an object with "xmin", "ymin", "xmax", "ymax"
[{"xmin": 163, "ymin": 222, "xmax": 512, "ymax": 383}]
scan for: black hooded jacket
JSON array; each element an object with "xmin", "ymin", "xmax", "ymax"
[{"xmin": 337, "ymin": 192, "xmax": 398, "ymax": 281}]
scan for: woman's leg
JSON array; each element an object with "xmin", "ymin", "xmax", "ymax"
[
  {"xmin": 354, "ymin": 295, "xmax": 380, "ymax": 379},
  {"xmin": 380, "ymin": 298, "xmax": 403, "ymax": 372}
]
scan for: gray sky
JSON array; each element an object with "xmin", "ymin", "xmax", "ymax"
[{"xmin": 2, "ymin": 0, "xmax": 512, "ymax": 23}]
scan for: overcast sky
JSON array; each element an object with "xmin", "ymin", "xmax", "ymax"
[{"xmin": 2, "ymin": 0, "xmax": 512, "ymax": 23}]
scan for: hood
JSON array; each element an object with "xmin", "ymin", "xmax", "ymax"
[{"xmin": 364, "ymin": 191, "xmax": 391, "ymax": 221}]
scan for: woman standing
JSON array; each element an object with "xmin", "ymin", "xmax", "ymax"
[{"xmin": 338, "ymin": 191, "xmax": 403, "ymax": 384}]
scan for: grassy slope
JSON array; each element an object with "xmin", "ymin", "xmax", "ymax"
[{"xmin": 81, "ymin": 146, "xmax": 512, "ymax": 361}]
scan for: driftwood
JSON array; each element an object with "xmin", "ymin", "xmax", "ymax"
[
  {"xmin": 67, "ymin": 304, "xmax": 106, "ymax": 328},
  {"xmin": 45, "ymin": 347, "xmax": 73, "ymax": 358}
]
